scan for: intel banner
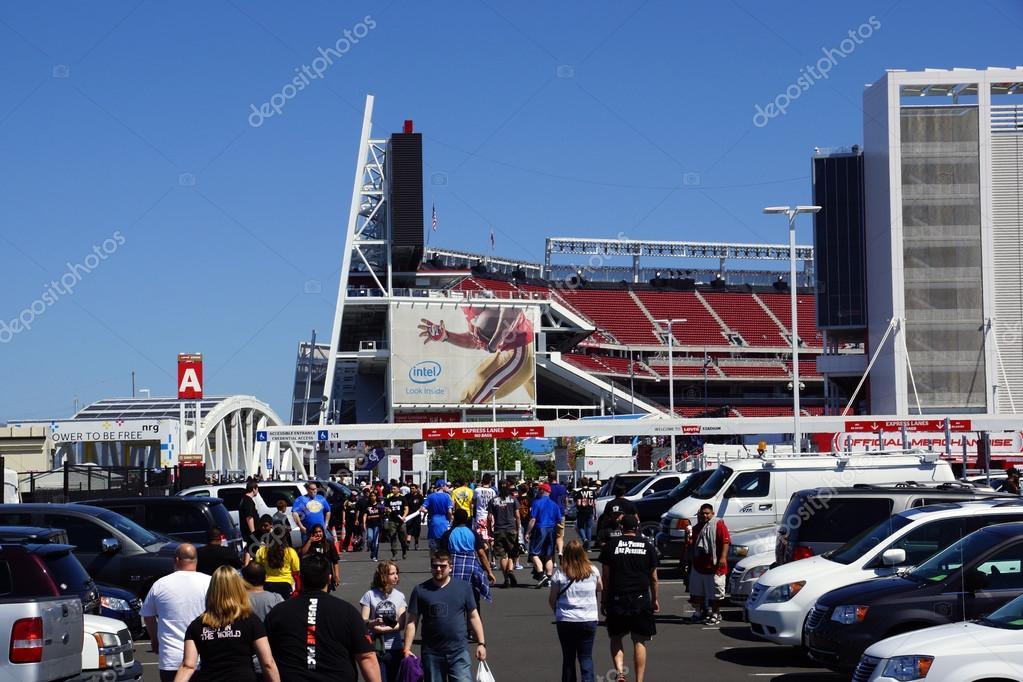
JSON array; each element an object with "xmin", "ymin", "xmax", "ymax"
[{"xmin": 390, "ymin": 302, "xmax": 538, "ymax": 406}]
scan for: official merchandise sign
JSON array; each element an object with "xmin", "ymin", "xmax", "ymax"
[
  {"xmin": 177, "ymin": 353, "xmax": 204, "ymax": 399},
  {"xmin": 390, "ymin": 303, "xmax": 538, "ymax": 407},
  {"xmin": 830, "ymin": 431, "xmax": 1023, "ymax": 457}
]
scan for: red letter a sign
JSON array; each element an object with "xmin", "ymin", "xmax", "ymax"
[{"xmin": 177, "ymin": 353, "xmax": 204, "ymax": 399}]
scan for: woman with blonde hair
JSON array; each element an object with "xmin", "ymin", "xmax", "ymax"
[
  {"xmin": 548, "ymin": 539, "xmax": 602, "ymax": 682},
  {"xmin": 176, "ymin": 566, "xmax": 280, "ymax": 682},
  {"xmin": 359, "ymin": 560, "xmax": 407, "ymax": 682}
]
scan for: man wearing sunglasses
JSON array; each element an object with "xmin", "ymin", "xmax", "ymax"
[{"xmin": 403, "ymin": 551, "xmax": 486, "ymax": 681}]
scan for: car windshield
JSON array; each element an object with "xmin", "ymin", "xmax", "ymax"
[
  {"xmin": 692, "ymin": 466, "xmax": 733, "ymax": 500},
  {"xmin": 980, "ymin": 592, "xmax": 1023, "ymax": 629},
  {"xmin": 909, "ymin": 530, "xmax": 1003, "ymax": 583},
  {"xmin": 626, "ymin": 476, "xmax": 658, "ymax": 497},
  {"xmin": 667, "ymin": 471, "xmax": 707, "ymax": 498},
  {"xmin": 827, "ymin": 514, "xmax": 913, "ymax": 565},
  {"xmin": 97, "ymin": 510, "xmax": 166, "ymax": 548}
]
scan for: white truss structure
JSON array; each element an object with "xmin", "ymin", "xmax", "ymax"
[
  {"xmin": 322, "ymin": 95, "xmax": 392, "ymax": 424},
  {"xmin": 544, "ymin": 236, "xmax": 815, "ymax": 284}
]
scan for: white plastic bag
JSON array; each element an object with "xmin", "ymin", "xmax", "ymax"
[{"xmin": 477, "ymin": 659, "xmax": 496, "ymax": 682}]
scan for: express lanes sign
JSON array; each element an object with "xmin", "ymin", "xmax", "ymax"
[
  {"xmin": 845, "ymin": 419, "xmax": 973, "ymax": 433},
  {"xmin": 421, "ymin": 426, "xmax": 545, "ymax": 440}
]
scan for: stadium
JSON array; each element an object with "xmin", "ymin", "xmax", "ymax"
[{"xmin": 286, "ymin": 66, "xmax": 1023, "ymax": 471}]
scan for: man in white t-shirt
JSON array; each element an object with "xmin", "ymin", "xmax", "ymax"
[{"xmin": 140, "ymin": 544, "xmax": 212, "ymax": 681}]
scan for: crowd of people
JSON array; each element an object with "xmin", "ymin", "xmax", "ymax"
[{"xmin": 139, "ymin": 472, "xmax": 730, "ymax": 682}]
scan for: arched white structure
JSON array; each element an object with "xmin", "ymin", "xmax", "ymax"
[{"xmin": 61, "ymin": 395, "xmax": 306, "ymax": 477}]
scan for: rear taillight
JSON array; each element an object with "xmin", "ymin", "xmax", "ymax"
[
  {"xmin": 10, "ymin": 617, "xmax": 43, "ymax": 664},
  {"xmin": 220, "ymin": 534, "xmax": 228, "ymax": 545},
  {"xmin": 792, "ymin": 545, "xmax": 814, "ymax": 561}
]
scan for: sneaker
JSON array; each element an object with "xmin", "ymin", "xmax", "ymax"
[
  {"xmin": 614, "ymin": 673, "xmax": 627, "ymax": 682},
  {"xmin": 536, "ymin": 574, "xmax": 551, "ymax": 589},
  {"xmin": 683, "ymin": 613, "xmax": 704, "ymax": 624},
  {"xmin": 703, "ymin": 613, "xmax": 722, "ymax": 626},
  {"xmin": 402, "ymin": 553, "xmax": 408, "ymax": 560},
  {"xmin": 508, "ymin": 573, "xmax": 517, "ymax": 588},
  {"xmin": 502, "ymin": 575, "xmax": 510, "ymax": 589},
  {"xmin": 514, "ymin": 562, "xmax": 524, "ymax": 570}
]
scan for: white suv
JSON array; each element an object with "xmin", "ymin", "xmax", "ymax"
[
  {"xmin": 746, "ymin": 499, "xmax": 1023, "ymax": 647},
  {"xmin": 856, "ymin": 591, "xmax": 1023, "ymax": 680}
]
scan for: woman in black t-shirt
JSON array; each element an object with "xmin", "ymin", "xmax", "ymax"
[
  {"xmin": 176, "ymin": 566, "xmax": 280, "ymax": 682},
  {"xmin": 361, "ymin": 493, "xmax": 385, "ymax": 561},
  {"xmin": 301, "ymin": 524, "xmax": 341, "ymax": 589}
]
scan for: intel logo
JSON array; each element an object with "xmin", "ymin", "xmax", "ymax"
[{"xmin": 409, "ymin": 361, "xmax": 442, "ymax": 384}]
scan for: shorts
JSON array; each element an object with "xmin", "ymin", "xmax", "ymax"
[
  {"xmin": 555, "ymin": 520, "xmax": 565, "ymax": 540},
  {"xmin": 529, "ymin": 527, "xmax": 555, "ymax": 559},
  {"xmin": 493, "ymin": 530, "xmax": 520, "ymax": 559},
  {"xmin": 690, "ymin": 571, "xmax": 727, "ymax": 601},
  {"xmin": 605, "ymin": 592, "xmax": 656, "ymax": 639}
]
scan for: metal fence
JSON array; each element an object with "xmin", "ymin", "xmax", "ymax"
[{"xmin": 18, "ymin": 462, "xmax": 183, "ymax": 503}]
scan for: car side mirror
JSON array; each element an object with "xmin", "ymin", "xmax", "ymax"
[
  {"xmin": 100, "ymin": 538, "xmax": 121, "ymax": 554},
  {"xmin": 881, "ymin": 548, "xmax": 906, "ymax": 566}
]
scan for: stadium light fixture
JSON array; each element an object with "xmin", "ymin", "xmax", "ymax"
[{"xmin": 762, "ymin": 205, "xmax": 821, "ymax": 453}]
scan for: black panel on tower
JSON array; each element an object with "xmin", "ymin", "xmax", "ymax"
[{"xmin": 388, "ymin": 131, "xmax": 424, "ymax": 272}]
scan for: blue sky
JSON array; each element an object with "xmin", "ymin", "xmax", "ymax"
[{"xmin": 1, "ymin": 1, "xmax": 1021, "ymax": 422}]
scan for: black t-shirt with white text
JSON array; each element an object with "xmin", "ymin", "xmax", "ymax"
[
  {"xmin": 599, "ymin": 534, "xmax": 657, "ymax": 595},
  {"xmin": 572, "ymin": 487, "xmax": 596, "ymax": 517},
  {"xmin": 385, "ymin": 495, "xmax": 406, "ymax": 523},
  {"xmin": 488, "ymin": 495, "xmax": 519, "ymax": 531},
  {"xmin": 264, "ymin": 592, "xmax": 373, "ymax": 682},
  {"xmin": 185, "ymin": 614, "xmax": 265, "ymax": 680}
]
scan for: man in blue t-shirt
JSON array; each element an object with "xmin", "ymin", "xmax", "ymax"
[
  {"xmin": 423, "ymin": 479, "xmax": 454, "ymax": 552},
  {"xmin": 547, "ymin": 474, "xmax": 569, "ymax": 558},
  {"xmin": 292, "ymin": 481, "xmax": 331, "ymax": 540},
  {"xmin": 403, "ymin": 550, "xmax": 486, "ymax": 679},
  {"xmin": 524, "ymin": 483, "xmax": 563, "ymax": 587}
]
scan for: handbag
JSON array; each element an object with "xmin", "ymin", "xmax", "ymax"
[{"xmin": 477, "ymin": 660, "xmax": 496, "ymax": 682}]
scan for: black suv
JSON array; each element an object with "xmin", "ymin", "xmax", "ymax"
[
  {"xmin": 83, "ymin": 496, "xmax": 241, "ymax": 553},
  {"xmin": 0, "ymin": 504, "xmax": 179, "ymax": 597},
  {"xmin": 807, "ymin": 520, "xmax": 1023, "ymax": 670}
]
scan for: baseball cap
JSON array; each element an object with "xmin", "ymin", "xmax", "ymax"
[
  {"xmin": 621, "ymin": 515, "xmax": 640, "ymax": 531},
  {"xmin": 538, "ymin": 483, "xmax": 551, "ymax": 493},
  {"xmin": 435, "ymin": 479, "xmax": 447, "ymax": 488}
]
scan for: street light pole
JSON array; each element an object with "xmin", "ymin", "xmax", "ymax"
[
  {"xmin": 629, "ymin": 347, "xmax": 636, "ymax": 415},
  {"xmin": 654, "ymin": 318, "xmax": 686, "ymax": 469},
  {"xmin": 763, "ymin": 205, "xmax": 821, "ymax": 453}
]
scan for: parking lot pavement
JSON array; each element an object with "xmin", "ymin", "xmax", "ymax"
[{"xmin": 135, "ymin": 544, "xmax": 847, "ymax": 681}]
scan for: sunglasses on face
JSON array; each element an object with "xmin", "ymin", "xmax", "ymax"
[{"xmin": 431, "ymin": 564, "xmax": 450, "ymax": 570}]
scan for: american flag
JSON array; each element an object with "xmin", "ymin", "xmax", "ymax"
[{"xmin": 431, "ymin": 203, "xmax": 437, "ymax": 231}]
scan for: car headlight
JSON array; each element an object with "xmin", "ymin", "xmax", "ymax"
[
  {"xmin": 731, "ymin": 545, "xmax": 749, "ymax": 558},
  {"xmin": 830, "ymin": 605, "xmax": 869, "ymax": 625},
  {"xmin": 93, "ymin": 631, "xmax": 122, "ymax": 668},
  {"xmin": 743, "ymin": 565, "xmax": 769, "ymax": 582},
  {"xmin": 765, "ymin": 581, "xmax": 806, "ymax": 602},
  {"xmin": 99, "ymin": 596, "xmax": 132, "ymax": 612},
  {"xmin": 882, "ymin": 655, "xmax": 933, "ymax": 680}
]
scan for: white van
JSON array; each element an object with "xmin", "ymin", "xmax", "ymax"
[{"xmin": 660, "ymin": 451, "xmax": 954, "ymax": 539}]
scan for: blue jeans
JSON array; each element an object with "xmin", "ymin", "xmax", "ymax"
[
  {"xmin": 556, "ymin": 621, "xmax": 597, "ymax": 682},
  {"xmin": 366, "ymin": 525, "xmax": 380, "ymax": 559},
  {"xmin": 576, "ymin": 514, "xmax": 595, "ymax": 548},
  {"xmin": 421, "ymin": 647, "xmax": 472, "ymax": 682}
]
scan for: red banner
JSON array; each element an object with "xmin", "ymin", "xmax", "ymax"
[
  {"xmin": 845, "ymin": 419, "xmax": 972, "ymax": 433},
  {"xmin": 421, "ymin": 425, "xmax": 545, "ymax": 440},
  {"xmin": 177, "ymin": 353, "xmax": 204, "ymax": 400}
]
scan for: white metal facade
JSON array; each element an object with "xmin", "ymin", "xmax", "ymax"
[{"xmin": 864, "ymin": 67, "xmax": 1023, "ymax": 415}]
